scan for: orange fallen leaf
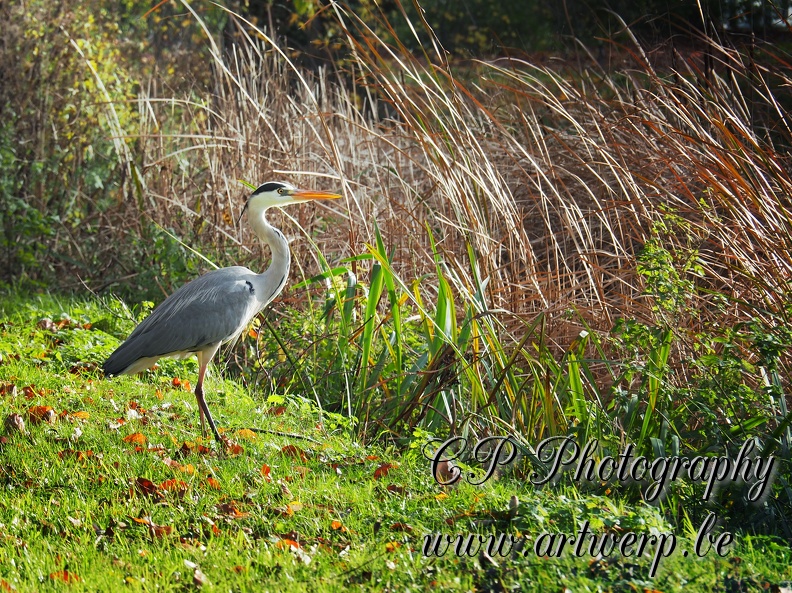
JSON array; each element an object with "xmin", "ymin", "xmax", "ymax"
[
  {"xmin": 27, "ymin": 405, "xmax": 56, "ymax": 425},
  {"xmin": 276, "ymin": 538, "xmax": 301, "ymax": 550},
  {"xmin": 207, "ymin": 477, "xmax": 221, "ymax": 490},
  {"xmin": 331, "ymin": 520, "xmax": 344, "ymax": 530},
  {"xmin": 235, "ymin": 428, "xmax": 257, "ymax": 441},
  {"xmin": 123, "ymin": 433, "xmax": 146, "ymax": 445},
  {"xmin": 225, "ymin": 442, "xmax": 244, "ymax": 455},
  {"xmin": 385, "ymin": 541, "xmax": 401, "ymax": 553},
  {"xmin": 69, "ymin": 411, "xmax": 90, "ymax": 420},
  {"xmin": 160, "ymin": 479, "xmax": 188, "ymax": 493},
  {"xmin": 49, "ymin": 570, "xmax": 79, "ymax": 583},
  {"xmin": 266, "ymin": 406, "xmax": 286, "ymax": 416},
  {"xmin": 260, "ymin": 464, "xmax": 272, "ymax": 481}
]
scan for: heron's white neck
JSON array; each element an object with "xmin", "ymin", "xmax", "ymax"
[{"xmin": 249, "ymin": 206, "xmax": 291, "ymax": 305}]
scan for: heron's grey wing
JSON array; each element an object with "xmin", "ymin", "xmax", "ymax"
[{"xmin": 103, "ymin": 267, "xmax": 260, "ymax": 375}]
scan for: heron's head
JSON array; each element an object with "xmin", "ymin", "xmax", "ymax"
[{"xmin": 244, "ymin": 181, "xmax": 341, "ymax": 217}]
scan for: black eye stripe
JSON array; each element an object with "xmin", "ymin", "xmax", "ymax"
[{"xmin": 253, "ymin": 182, "xmax": 288, "ymax": 195}]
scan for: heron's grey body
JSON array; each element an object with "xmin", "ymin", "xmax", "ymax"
[
  {"xmin": 102, "ymin": 181, "xmax": 340, "ymax": 444},
  {"xmin": 102, "ymin": 265, "xmax": 282, "ymax": 376}
]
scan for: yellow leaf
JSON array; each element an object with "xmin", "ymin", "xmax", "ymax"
[
  {"xmin": 235, "ymin": 428, "xmax": 257, "ymax": 441},
  {"xmin": 434, "ymin": 492, "xmax": 449, "ymax": 501},
  {"xmin": 123, "ymin": 432, "xmax": 146, "ymax": 445}
]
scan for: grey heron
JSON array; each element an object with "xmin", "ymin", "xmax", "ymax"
[{"xmin": 102, "ymin": 181, "xmax": 341, "ymax": 444}]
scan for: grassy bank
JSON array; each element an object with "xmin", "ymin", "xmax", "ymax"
[{"xmin": 0, "ymin": 291, "xmax": 790, "ymax": 591}]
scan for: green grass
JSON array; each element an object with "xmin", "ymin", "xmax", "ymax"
[{"xmin": 0, "ymin": 291, "xmax": 790, "ymax": 592}]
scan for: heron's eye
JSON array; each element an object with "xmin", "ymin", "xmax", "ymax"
[{"xmin": 278, "ymin": 188, "xmax": 285, "ymax": 194}]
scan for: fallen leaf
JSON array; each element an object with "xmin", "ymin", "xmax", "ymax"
[
  {"xmin": 0, "ymin": 383, "xmax": 17, "ymax": 397},
  {"xmin": 37, "ymin": 318, "xmax": 58, "ymax": 332},
  {"xmin": 235, "ymin": 428, "xmax": 257, "ymax": 441},
  {"xmin": 49, "ymin": 571, "xmax": 79, "ymax": 583},
  {"xmin": 434, "ymin": 460, "xmax": 460, "ymax": 485},
  {"xmin": 69, "ymin": 362, "xmax": 97, "ymax": 375},
  {"xmin": 58, "ymin": 449, "xmax": 93, "ymax": 461},
  {"xmin": 385, "ymin": 541, "xmax": 401, "ymax": 553},
  {"xmin": 192, "ymin": 567, "xmax": 209, "ymax": 588},
  {"xmin": 0, "ymin": 577, "xmax": 16, "ymax": 591},
  {"xmin": 123, "ymin": 433, "xmax": 146, "ymax": 445},
  {"xmin": 177, "ymin": 441, "xmax": 211, "ymax": 457},
  {"xmin": 331, "ymin": 520, "xmax": 344, "ymax": 530},
  {"xmin": 27, "ymin": 405, "xmax": 56, "ymax": 425},
  {"xmin": 68, "ymin": 411, "xmax": 90, "ymax": 420},
  {"xmin": 276, "ymin": 538, "xmax": 301, "ymax": 550},
  {"xmin": 293, "ymin": 465, "xmax": 310, "ymax": 478},
  {"xmin": 373, "ymin": 462, "xmax": 397, "ymax": 480},
  {"xmin": 216, "ymin": 502, "xmax": 249, "ymax": 518},
  {"xmin": 207, "ymin": 477, "xmax": 221, "ymax": 490},
  {"xmin": 21, "ymin": 385, "xmax": 39, "ymax": 400},
  {"xmin": 160, "ymin": 479, "xmax": 189, "ymax": 496},
  {"xmin": 390, "ymin": 523, "xmax": 413, "ymax": 533},
  {"xmin": 260, "ymin": 464, "xmax": 272, "ymax": 481},
  {"xmin": 4, "ymin": 414, "xmax": 26, "ymax": 434},
  {"xmin": 131, "ymin": 516, "xmax": 172, "ymax": 538},
  {"xmin": 281, "ymin": 445, "xmax": 308, "ymax": 462},
  {"xmin": 266, "ymin": 406, "xmax": 286, "ymax": 416},
  {"xmin": 133, "ymin": 477, "xmax": 161, "ymax": 499},
  {"xmin": 225, "ymin": 442, "xmax": 244, "ymax": 456},
  {"xmin": 386, "ymin": 484, "xmax": 407, "ymax": 495}
]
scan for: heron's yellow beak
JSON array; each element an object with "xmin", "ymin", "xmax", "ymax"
[{"xmin": 291, "ymin": 188, "xmax": 342, "ymax": 202}]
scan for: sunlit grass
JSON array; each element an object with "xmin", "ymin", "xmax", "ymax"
[{"xmin": 1, "ymin": 292, "xmax": 791, "ymax": 591}]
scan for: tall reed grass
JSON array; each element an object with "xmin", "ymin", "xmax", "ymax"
[{"xmin": 6, "ymin": 1, "xmax": 792, "ymax": 481}]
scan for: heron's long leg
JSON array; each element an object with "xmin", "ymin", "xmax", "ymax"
[{"xmin": 195, "ymin": 347, "xmax": 223, "ymax": 444}]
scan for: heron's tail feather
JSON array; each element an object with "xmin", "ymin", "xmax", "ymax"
[{"xmin": 102, "ymin": 341, "xmax": 155, "ymax": 376}]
